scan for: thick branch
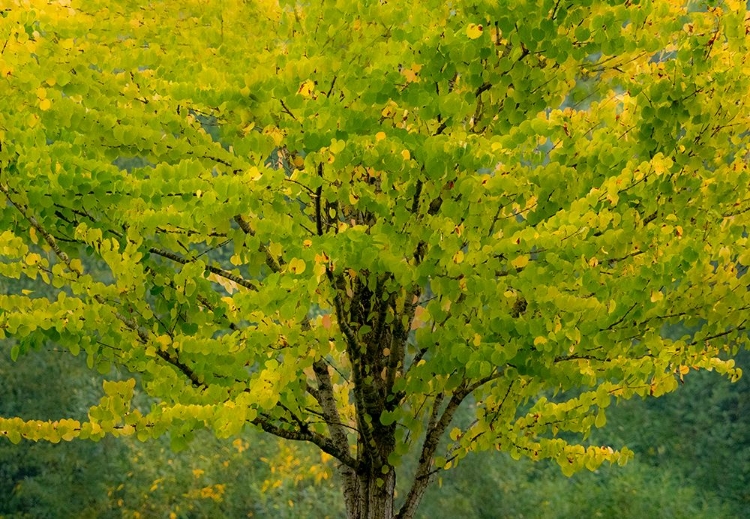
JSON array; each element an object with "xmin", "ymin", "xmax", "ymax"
[
  {"xmin": 323, "ymin": 268, "xmax": 380, "ymax": 458},
  {"xmin": 312, "ymin": 360, "xmax": 353, "ymax": 457},
  {"xmin": 397, "ymin": 371, "xmax": 503, "ymax": 519},
  {"xmin": 396, "ymin": 390, "xmax": 464, "ymax": 519},
  {"xmin": 252, "ymin": 413, "xmax": 358, "ymax": 469}
]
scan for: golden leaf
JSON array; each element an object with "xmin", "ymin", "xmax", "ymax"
[
  {"xmin": 297, "ymin": 79, "xmax": 315, "ymax": 98},
  {"xmin": 511, "ymin": 255, "xmax": 529, "ymax": 269},
  {"xmin": 466, "ymin": 23, "xmax": 484, "ymax": 39}
]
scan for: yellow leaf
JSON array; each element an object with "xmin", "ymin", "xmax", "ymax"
[
  {"xmin": 246, "ymin": 167, "xmax": 262, "ymax": 181},
  {"xmin": 297, "ymin": 79, "xmax": 315, "ymax": 98},
  {"xmin": 69, "ymin": 258, "xmax": 83, "ymax": 274},
  {"xmin": 61, "ymin": 428, "xmax": 78, "ymax": 441},
  {"xmin": 402, "ymin": 68, "xmax": 417, "ymax": 82},
  {"xmin": 29, "ymin": 227, "xmax": 38, "ymax": 244},
  {"xmin": 375, "ymin": 131, "xmax": 386, "ymax": 142},
  {"xmin": 36, "ymin": 87, "xmax": 47, "ymax": 100},
  {"xmin": 678, "ymin": 365, "xmax": 690, "ymax": 375},
  {"xmin": 155, "ymin": 335, "xmax": 171, "ymax": 349},
  {"xmin": 534, "ymin": 336, "xmax": 547, "ymax": 346},
  {"xmin": 511, "ymin": 255, "xmax": 529, "ymax": 269},
  {"xmin": 401, "ymin": 64, "xmax": 422, "ymax": 83},
  {"xmin": 289, "ymin": 258, "xmax": 306, "ymax": 274},
  {"xmin": 381, "ymin": 105, "xmax": 396, "ymax": 118},
  {"xmin": 650, "ymin": 290, "xmax": 664, "ymax": 302},
  {"xmin": 453, "ymin": 250, "xmax": 464, "ymax": 263},
  {"xmin": 242, "ymin": 122, "xmax": 255, "ymax": 135},
  {"xmin": 401, "ymin": 149, "xmax": 411, "ymax": 160},
  {"xmin": 210, "ymin": 273, "xmax": 240, "ymax": 294},
  {"xmin": 466, "ymin": 23, "xmax": 484, "ymax": 39},
  {"xmin": 263, "ymin": 127, "xmax": 284, "ymax": 146},
  {"xmin": 25, "ymin": 253, "xmax": 41, "ymax": 265},
  {"xmin": 39, "ymin": 98, "xmax": 52, "ymax": 111}
]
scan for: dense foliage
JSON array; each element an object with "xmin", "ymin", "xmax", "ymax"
[{"xmin": 1, "ymin": 1, "xmax": 750, "ymax": 517}]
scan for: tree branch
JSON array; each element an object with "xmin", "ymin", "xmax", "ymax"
[
  {"xmin": 252, "ymin": 413, "xmax": 358, "ymax": 469},
  {"xmin": 397, "ymin": 371, "xmax": 504, "ymax": 519},
  {"xmin": 148, "ymin": 247, "xmax": 259, "ymax": 291},
  {"xmin": 396, "ymin": 390, "xmax": 464, "ymax": 519},
  {"xmin": 233, "ymin": 214, "xmax": 282, "ymax": 272},
  {"xmin": 315, "ymin": 162, "xmax": 325, "ymax": 236},
  {"xmin": 312, "ymin": 360, "xmax": 353, "ymax": 458},
  {"xmin": 1, "ymin": 184, "xmax": 211, "ymax": 389}
]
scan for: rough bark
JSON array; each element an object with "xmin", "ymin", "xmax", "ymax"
[{"xmin": 340, "ymin": 461, "xmax": 397, "ymax": 519}]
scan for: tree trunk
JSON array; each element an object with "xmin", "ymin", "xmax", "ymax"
[{"xmin": 340, "ymin": 464, "xmax": 397, "ymax": 519}]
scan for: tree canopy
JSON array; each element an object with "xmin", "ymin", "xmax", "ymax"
[{"xmin": 1, "ymin": 1, "xmax": 749, "ymax": 517}]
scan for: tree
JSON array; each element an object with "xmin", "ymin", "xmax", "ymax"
[{"xmin": 1, "ymin": 0, "xmax": 749, "ymax": 517}]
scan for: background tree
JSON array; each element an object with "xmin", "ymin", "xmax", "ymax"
[{"xmin": 1, "ymin": 1, "xmax": 750, "ymax": 518}]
